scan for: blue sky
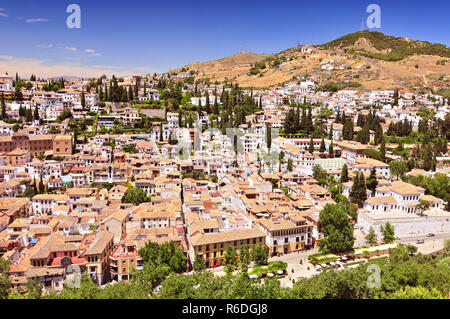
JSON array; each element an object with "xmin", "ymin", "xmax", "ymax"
[{"xmin": 0, "ymin": 0, "xmax": 448, "ymax": 77}]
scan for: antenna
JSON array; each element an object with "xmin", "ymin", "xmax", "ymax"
[{"xmin": 361, "ymin": 17, "xmax": 365, "ymax": 32}]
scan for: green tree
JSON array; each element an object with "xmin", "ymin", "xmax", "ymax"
[
  {"xmin": 308, "ymin": 137, "xmax": 314, "ymax": 153},
  {"xmin": 328, "ymin": 141, "xmax": 334, "ymax": 158},
  {"xmin": 121, "ymin": 187, "xmax": 150, "ymax": 205},
  {"xmin": 251, "ymin": 245, "xmax": 268, "ymax": 266},
  {"xmin": 380, "ymin": 222, "xmax": 396, "ymax": 243},
  {"xmin": 239, "ymin": 246, "xmax": 252, "ymax": 274},
  {"xmin": 0, "ymin": 258, "xmax": 11, "ymax": 299},
  {"xmin": 223, "ymin": 245, "xmax": 238, "ymax": 273},
  {"xmin": 319, "ymin": 138, "xmax": 326, "ymax": 153},
  {"xmin": 380, "ymin": 136, "xmax": 386, "ymax": 162},
  {"xmin": 0, "ymin": 93, "xmax": 6, "ymax": 119},
  {"xmin": 366, "ymin": 167, "xmax": 378, "ymax": 196},
  {"xmin": 389, "ymin": 286, "xmax": 444, "ymax": 299},
  {"xmin": 287, "ymin": 159, "xmax": 293, "ymax": 172},
  {"xmin": 81, "ymin": 90, "xmax": 86, "ymax": 109},
  {"xmin": 390, "ymin": 160, "xmax": 407, "ymax": 180},
  {"xmin": 318, "ymin": 203, "xmax": 354, "ymax": 253},
  {"xmin": 193, "ymin": 253, "xmax": 206, "ymax": 272},
  {"xmin": 340, "ymin": 164, "xmax": 349, "ymax": 183},
  {"xmin": 365, "ymin": 227, "xmax": 377, "ymax": 246}
]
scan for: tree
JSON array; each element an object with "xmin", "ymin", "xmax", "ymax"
[
  {"xmin": 0, "ymin": 258, "xmax": 11, "ymax": 299},
  {"xmin": 390, "ymin": 160, "xmax": 407, "ymax": 180},
  {"xmin": 366, "ymin": 167, "xmax": 378, "ymax": 196},
  {"xmin": 278, "ymin": 151, "xmax": 285, "ymax": 172},
  {"xmin": 81, "ymin": 90, "xmax": 86, "ymax": 110},
  {"xmin": 287, "ymin": 159, "xmax": 293, "ymax": 172},
  {"xmin": 33, "ymin": 105, "xmax": 39, "ymax": 121},
  {"xmin": 318, "ymin": 204, "xmax": 354, "ymax": 253},
  {"xmin": 313, "ymin": 164, "xmax": 327, "ymax": 186},
  {"xmin": 1, "ymin": 93, "xmax": 5, "ymax": 119},
  {"xmin": 389, "ymin": 286, "xmax": 444, "ymax": 299},
  {"xmin": 251, "ymin": 245, "xmax": 268, "ymax": 266},
  {"xmin": 266, "ymin": 126, "xmax": 272, "ymax": 152},
  {"xmin": 415, "ymin": 199, "xmax": 431, "ymax": 215},
  {"xmin": 132, "ymin": 240, "xmax": 187, "ymax": 293},
  {"xmin": 380, "ymin": 136, "xmax": 386, "ymax": 162},
  {"xmin": 340, "ymin": 164, "xmax": 349, "ymax": 183},
  {"xmin": 319, "ymin": 138, "xmax": 326, "ymax": 153},
  {"xmin": 223, "ymin": 245, "xmax": 238, "ymax": 273},
  {"xmin": 38, "ymin": 174, "xmax": 45, "ymax": 194},
  {"xmin": 328, "ymin": 141, "xmax": 334, "ymax": 158},
  {"xmin": 308, "ymin": 137, "xmax": 314, "ymax": 153},
  {"xmin": 349, "ymin": 173, "xmax": 361, "ymax": 205},
  {"xmin": 121, "ymin": 187, "xmax": 150, "ymax": 205},
  {"xmin": 159, "ymin": 122, "xmax": 163, "ymax": 142},
  {"xmin": 365, "ymin": 227, "xmax": 377, "ymax": 246},
  {"xmin": 193, "ymin": 253, "xmax": 206, "ymax": 272},
  {"xmin": 239, "ymin": 246, "xmax": 252, "ymax": 274},
  {"xmin": 380, "ymin": 222, "xmax": 395, "ymax": 243}
]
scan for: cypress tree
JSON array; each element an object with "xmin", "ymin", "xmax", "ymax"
[
  {"xmin": 380, "ymin": 136, "xmax": 386, "ymax": 162},
  {"xmin": 340, "ymin": 164, "xmax": 349, "ymax": 183},
  {"xmin": 366, "ymin": 167, "xmax": 378, "ymax": 196},
  {"xmin": 1, "ymin": 93, "xmax": 6, "ymax": 119},
  {"xmin": 81, "ymin": 90, "xmax": 86, "ymax": 109},
  {"xmin": 359, "ymin": 172, "xmax": 367, "ymax": 204},
  {"xmin": 33, "ymin": 105, "xmax": 39, "ymax": 121},
  {"xmin": 308, "ymin": 137, "xmax": 314, "ymax": 153},
  {"xmin": 328, "ymin": 141, "xmax": 334, "ymax": 158},
  {"xmin": 349, "ymin": 172, "xmax": 360, "ymax": 204},
  {"xmin": 319, "ymin": 138, "xmax": 326, "ymax": 153}
]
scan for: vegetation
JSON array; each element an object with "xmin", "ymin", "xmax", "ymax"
[
  {"xmin": 121, "ymin": 187, "xmax": 150, "ymax": 205},
  {"xmin": 318, "ymin": 203, "xmax": 354, "ymax": 254},
  {"xmin": 320, "ymin": 31, "xmax": 450, "ymax": 61}
]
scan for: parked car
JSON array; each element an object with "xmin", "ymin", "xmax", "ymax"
[
  {"xmin": 416, "ymin": 239, "xmax": 424, "ymax": 244},
  {"xmin": 427, "ymin": 233, "xmax": 435, "ymax": 237}
]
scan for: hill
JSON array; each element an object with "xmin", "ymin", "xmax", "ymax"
[
  {"xmin": 319, "ymin": 31, "xmax": 450, "ymax": 61},
  {"xmin": 172, "ymin": 32, "xmax": 450, "ymax": 90}
]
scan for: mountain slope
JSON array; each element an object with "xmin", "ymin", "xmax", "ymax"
[
  {"xmin": 173, "ymin": 32, "xmax": 450, "ymax": 90},
  {"xmin": 319, "ymin": 31, "xmax": 450, "ymax": 61}
]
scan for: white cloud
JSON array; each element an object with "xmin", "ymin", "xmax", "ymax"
[
  {"xmin": 26, "ymin": 18, "xmax": 48, "ymax": 23},
  {"xmin": 64, "ymin": 47, "xmax": 77, "ymax": 51},
  {"xmin": 0, "ymin": 55, "xmax": 156, "ymax": 78},
  {"xmin": 85, "ymin": 49, "xmax": 102, "ymax": 56},
  {"xmin": 0, "ymin": 13, "xmax": 7, "ymax": 18},
  {"xmin": 36, "ymin": 44, "xmax": 53, "ymax": 49}
]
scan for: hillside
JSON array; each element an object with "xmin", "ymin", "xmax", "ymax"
[
  {"xmin": 319, "ymin": 31, "xmax": 450, "ymax": 61},
  {"xmin": 172, "ymin": 31, "xmax": 450, "ymax": 91}
]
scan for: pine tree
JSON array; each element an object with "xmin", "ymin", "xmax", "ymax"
[{"xmin": 328, "ymin": 123, "xmax": 333, "ymax": 140}]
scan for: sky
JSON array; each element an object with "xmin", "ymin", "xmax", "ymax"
[{"xmin": 0, "ymin": 0, "xmax": 449, "ymax": 78}]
